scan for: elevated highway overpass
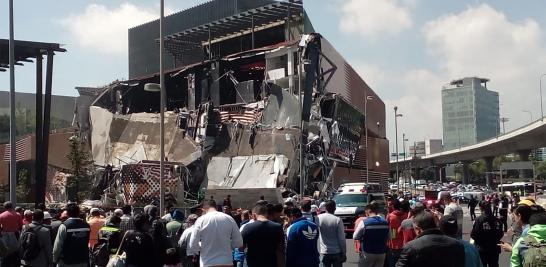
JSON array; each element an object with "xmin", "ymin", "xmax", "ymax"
[{"xmin": 390, "ymin": 118, "xmax": 546, "ymax": 185}]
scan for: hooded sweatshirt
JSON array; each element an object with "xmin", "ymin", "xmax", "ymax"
[{"xmin": 510, "ymin": 224, "xmax": 546, "ymax": 267}]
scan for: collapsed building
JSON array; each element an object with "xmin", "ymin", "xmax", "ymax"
[{"xmin": 84, "ymin": 0, "xmax": 389, "ymax": 207}]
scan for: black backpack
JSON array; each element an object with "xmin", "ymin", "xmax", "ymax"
[
  {"xmin": 92, "ymin": 239, "xmax": 110, "ymax": 267},
  {"xmin": 19, "ymin": 225, "xmax": 42, "ymax": 261}
]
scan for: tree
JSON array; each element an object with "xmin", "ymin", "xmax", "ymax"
[
  {"xmin": 534, "ymin": 160, "xmax": 546, "ymax": 181},
  {"xmin": 66, "ymin": 134, "xmax": 93, "ymax": 202}
]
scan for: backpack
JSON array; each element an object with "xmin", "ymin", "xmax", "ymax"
[
  {"xmin": 522, "ymin": 235, "xmax": 546, "ymax": 267},
  {"xmin": 19, "ymin": 225, "xmax": 42, "ymax": 261},
  {"xmin": 92, "ymin": 239, "xmax": 110, "ymax": 267}
]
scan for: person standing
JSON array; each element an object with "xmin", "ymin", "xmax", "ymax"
[
  {"xmin": 0, "ymin": 201, "xmax": 23, "ymax": 267},
  {"xmin": 144, "ymin": 205, "xmax": 169, "ymax": 267},
  {"xmin": 468, "ymin": 195, "xmax": 478, "ymax": 221},
  {"xmin": 87, "ymin": 208, "xmax": 105, "ymax": 249},
  {"xmin": 395, "ymin": 211, "xmax": 465, "ymax": 267},
  {"xmin": 443, "ymin": 193, "xmax": 464, "ymax": 239},
  {"xmin": 498, "ymin": 195, "xmax": 509, "ymax": 232},
  {"xmin": 20, "ymin": 209, "xmax": 53, "ymax": 267},
  {"xmin": 179, "ymin": 214, "xmax": 199, "ymax": 267},
  {"xmin": 53, "ymin": 203, "xmax": 90, "ymax": 267},
  {"xmin": 119, "ymin": 205, "xmax": 134, "ymax": 235},
  {"xmin": 97, "ymin": 216, "xmax": 122, "ymax": 256},
  {"xmin": 286, "ymin": 208, "xmax": 319, "ymax": 267},
  {"xmin": 508, "ymin": 209, "xmax": 546, "ymax": 267},
  {"xmin": 166, "ymin": 209, "xmax": 185, "ymax": 247},
  {"xmin": 440, "ymin": 215, "xmax": 483, "ymax": 267},
  {"xmin": 470, "ymin": 201, "xmax": 503, "ymax": 267},
  {"xmin": 399, "ymin": 203, "xmax": 425, "ymax": 246},
  {"xmin": 188, "ymin": 199, "xmax": 243, "ymax": 267},
  {"xmin": 353, "ymin": 202, "xmax": 390, "ymax": 267},
  {"xmin": 386, "ymin": 199, "xmax": 406, "ymax": 266},
  {"xmin": 317, "ymin": 200, "xmax": 346, "ymax": 267},
  {"xmin": 301, "ymin": 199, "xmax": 320, "ymax": 225},
  {"xmin": 241, "ymin": 202, "xmax": 285, "ymax": 267},
  {"xmin": 119, "ymin": 214, "xmax": 155, "ymax": 267}
]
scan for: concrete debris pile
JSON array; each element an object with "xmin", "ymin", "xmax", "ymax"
[{"xmin": 85, "ymin": 33, "xmax": 386, "ymax": 207}]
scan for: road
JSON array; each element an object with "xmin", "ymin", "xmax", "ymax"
[{"xmin": 344, "ymin": 206, "xmax": 511, "ymax": 267}]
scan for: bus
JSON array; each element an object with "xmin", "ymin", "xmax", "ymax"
[{"xmin": 497, "ymin": 182, "xmax": 544, "ymax": 196}]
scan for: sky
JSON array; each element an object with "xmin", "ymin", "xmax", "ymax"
[{"xmin": 2, "ymin": 0, "xmax": 546, "ymax": 152}]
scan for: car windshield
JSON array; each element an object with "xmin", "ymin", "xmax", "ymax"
[{"xmin": 334, "ymin": 194, "xmax": 367, "ymax": 207}]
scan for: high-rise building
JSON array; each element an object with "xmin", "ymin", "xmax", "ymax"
[
  {"xmin": 442, "ymin": 77, "xmax": 500, "ymax": 150},
  {"xmin": 409, "ymin": 139, "xmax": 443, "ymax": 157}
]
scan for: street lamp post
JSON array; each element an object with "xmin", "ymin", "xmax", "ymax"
[
  {"xmin": 402, "ymin": 133, "xmax": 408, "ymax": 191},
  {"xmin": 394, "ymin": 107, "xmax": 403, "ymax": 191},
  {"xmin": 364, "ymin": 94, "xmax": 373, "ymax": 184},
  {"xmin": 500, "ymin": 117, "xmax": 509, "ymax": 134},
  {"xmin": 8, "ymin": 0, "xmax": 17, "ymax": 204},
  {"xmin": 159, "ymin": 0, "xmax": 166, "ymax": 215},
  {"xmin": 540, "ymin": 73, "xmax": 546, "ymax": 121}
]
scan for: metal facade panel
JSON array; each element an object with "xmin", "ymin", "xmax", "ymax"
[{"xmin": 128, "ymin": 0, "xmax": 276, "ymax": 78}]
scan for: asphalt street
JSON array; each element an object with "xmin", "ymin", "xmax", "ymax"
[{"xmin": 344, "ymin": 206, "xmax": 511, "ymax": 267}]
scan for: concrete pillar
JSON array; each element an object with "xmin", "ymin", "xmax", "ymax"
[
  {"xmin": 435, "ymin": 165, "xmax": 446, "ymax": 183},
  {"xmin": 517, "ymin": 150, "xmax": 531, "ymax": 179},
  {"xmin": 484, "ymin": 157, "xmax": 494, "ymax": 188},
  {"xmin": 462, "ymin": 161, "xmax": 471, "ymax": 185}
]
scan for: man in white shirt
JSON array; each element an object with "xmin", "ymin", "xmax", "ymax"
[
  {"xmin": 443, "ymin": 193, "xmax": 464, "ymax": 239},
  {"xmin": 188, "ymin": 199, "xmax": 243, "ymax": 267},
  {"xmin": 317, "ymin": 200, "xmax": 346, "ymax": 267},
  {"xmin": 179, "ymin": 214, "xmax": 199, "ymax": 267}
]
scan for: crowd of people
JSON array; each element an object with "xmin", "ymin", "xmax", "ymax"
[{"xmin": 0, "ymin": 191, "xmax": 543, "ymax": 267}]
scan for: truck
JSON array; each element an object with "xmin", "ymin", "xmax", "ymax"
[{"xmin": 333, "ymin": 182, "xmax": 386, "ymax": 235}]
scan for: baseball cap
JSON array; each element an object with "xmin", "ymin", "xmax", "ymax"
[
  {"xmin": 519, "ymin": 199, "xmax": 535, "ymax": 206},
  {"xmin": 90, "ymin": 208, "xmax": 100, "ymax": 214},
  {"xmin": 43, "ymin": 211, "xmax": 52, "ymax": 220},
  {"xmin": 23, "ymin": 210, "xmax": 33, "ymax": 216}
]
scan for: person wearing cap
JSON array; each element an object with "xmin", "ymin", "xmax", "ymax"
[
  {"xmin": 113, "ymin": 209, "xmax": 123, "ymax": 218},
  {"xmin": 87, "ymin": 207, "xmax": 105, "ymax": 249},
  {"xmin": 443, "ymin": 193, "xmax": 464, "ymax": 239},
  {"xmin": 179, "ymin": 214, "xmax": 199, "ymax": 267},
  {"xmin": 21, "ymin": 209, "xmax": 54, "ymax": 267},
  {"xmin": 166, "ymin": 209, "xmax": 185, "ymax": 247},
  {"xmin": 470, "ymin": 201, "xmax": 503, "ymax": 267},
  {"xmin": 440, "ymin": 215, "xmax": 483, "ymax": 267}
]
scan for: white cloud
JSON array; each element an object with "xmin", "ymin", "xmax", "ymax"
[
  {"xmin": 339, "ymin": 0, "xmax": 413, "ymax": 37},
  {"xmin": 59, "ymin": 3, "xmax": 160, "ymax": 55},
  {"xmin": 423, "ymin": 4, "xmax": 546, "ymax": 131}
]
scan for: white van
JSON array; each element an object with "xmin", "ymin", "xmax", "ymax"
[{"xmin": 333, "ymin": 182, "xmax": 386, "ymax": 234}]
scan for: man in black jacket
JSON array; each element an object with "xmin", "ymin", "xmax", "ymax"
[
  {"xmin": 395, "ymin": 211, "xmax": 465, "ymax": 267},
  {"xmin": 470, "ymin": 201, "xmax": 504, "ymax": 267}
]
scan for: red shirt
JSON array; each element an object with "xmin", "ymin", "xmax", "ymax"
[
  {"xmin": 0, "ymin": 210, "xmax": 22, "ymax": 232},
  {"xmin": 386, "ymin": 210, "xmax": 406, "ymax": 250}
]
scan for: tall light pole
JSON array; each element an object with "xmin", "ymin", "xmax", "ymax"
[
  {"xmin": 364, "ymin": 94, "xmax": 373, "ymax": 184},
  {"xmin": 522, "ymin": 110, "xmax": 533, "ymax": 122},
  {"xmin": 540, "ymin": 73, "xmax": 546, "ymax": 120},
  {"xmin": 402, "ymin": 134, "xmax": 408, "ymax": 191},
  {"xmin": 8, "ymin": 0, "xmax": 17, "ymax": 204},
  {"xmin": 159, "ymin": 0, "xmax": 166, "ymax": 215},
  {"xmin": 394, "ymin": 107, "xmax": 403, "ymax": 191},
  {"xmin": 500, "ymin": 117, "xmax": 509, "ymax": 134}
]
